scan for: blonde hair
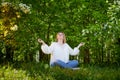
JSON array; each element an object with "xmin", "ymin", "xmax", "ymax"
[{"xmin": 56, "ymin": 32, "xmax": 66, "ymax": 43}]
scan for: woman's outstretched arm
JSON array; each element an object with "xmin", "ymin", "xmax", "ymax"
[
  {"xmin": 68, "ymin": 42, "xmax": 85, "ymax": 55},
  {"xmin": 38, "ymin": 38, "xmax": 54, "ymax": 54},
  {"xmin": 77, "ymin": 42, "xmax": 85, "ymax": 48}
]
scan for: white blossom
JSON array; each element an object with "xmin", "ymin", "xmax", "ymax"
[
  {"xmin": 10, "ymin": 25, "xmax": 18, "ymax": 31},
  {"xmin": 19, "ymin": 3, "xmax": 31, "ymax": 14},
  {"xmin": 1, "ymin": 2, "xmax": 11, "ymax": 7}
]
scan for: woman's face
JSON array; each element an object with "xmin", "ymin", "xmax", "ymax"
[{"xmin": 57, "ymin": 33, "xmax": 64, "ymax": 41}]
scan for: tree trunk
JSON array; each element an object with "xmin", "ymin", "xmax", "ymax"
[
  {"xmin": 84, "ymin": 48, "xmax": 90, "ymax": 64},
  {"xmin": 0, "ymin": 50, "xmax": 4, "ymax": 63},
  {"xmin": 107, "ymin": 50, "xmax": 110, "ymax": 63},
  {"xmin": 5, "ymin": 45, "xmax": 14, "ymax": 62}
]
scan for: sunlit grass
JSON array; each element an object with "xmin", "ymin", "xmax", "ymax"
[
  {"xmin": 0, "ymin": 62, "xmax": 120, "ymax": 80},
  {"xmin": 0, "ymin": 66, "xmax": 31, "ymax": 80}
]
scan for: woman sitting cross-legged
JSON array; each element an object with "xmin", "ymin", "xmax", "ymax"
[{"xmin": 38, "ymin": 32, "xmax": 84, "ymax": 69}]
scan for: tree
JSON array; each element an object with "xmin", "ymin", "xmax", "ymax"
[
  {"xmin": 0, "ymin": 0, "xmax": 120, "ymax": 66},
  {"xmin": 0, "ymin": 1, "xmax": 31, "ymax": 62}
]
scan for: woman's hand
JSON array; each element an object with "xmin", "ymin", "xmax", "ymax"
[
  {"xmin": 38, "ymin": 38, "xmax": 45, "ymax": 45},
  {"xmin": 77, "ymin": 42, "xmax": 85, "ymax": 48}
]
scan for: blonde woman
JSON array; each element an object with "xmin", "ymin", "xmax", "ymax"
[{"xmin": 38, "ymin": 32, "xmax": 84, "ymax": 69}]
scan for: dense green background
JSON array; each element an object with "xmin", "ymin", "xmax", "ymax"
[
  {"xmin": 1, "ymin": 0, "xmax": 120, "ymax": 65},
  {"xmin": 0, "ymin": 0, "xmax": 120, "ymax": 80},
  {"xmin": 0, "ymin": 0, "xmax": 120, "ymax": 79}
]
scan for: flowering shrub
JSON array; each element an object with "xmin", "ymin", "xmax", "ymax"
[
  {"xmin": 0, "ymin": 2, "xmax": 31, "ymax": 37},
  {"xmin": 0, "ymin": 2, "xmax": 31, "ymax": 56},
  {"xmin": 1, "ymin": 2, "xmax": 31, "ymax": 14}
]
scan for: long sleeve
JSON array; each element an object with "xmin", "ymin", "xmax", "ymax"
[
  {"xmin": 41, "ymin": 42, "xmax": 54, "ymax": 54},
  {"xmin": 67, "ymin": 44, "xmax": 80, "ymax": 55}
]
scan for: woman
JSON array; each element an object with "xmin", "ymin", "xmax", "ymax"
[{"xmin": 38, "ymin": 32, "xmax": 84, "ymax": 69}]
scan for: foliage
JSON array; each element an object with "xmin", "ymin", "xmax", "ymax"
[
  {"xmin": 0, "ymin": 1, "xmax": 31, "ymax": 62},
  {"xmin": 0, "ymin": 62, "xmax": 120, "ymax": 80},
  {"xmin": 1, "ymin": 0, "xmax": 120, "ymax": 79},
  {"xmin": 0, "ymin": 0, "xmax": 120, "ymax": 65}
]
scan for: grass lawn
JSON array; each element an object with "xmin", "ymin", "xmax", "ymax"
[{"xmin": 0, "ymin": 62, "xmax": 120, "ymax": 80}]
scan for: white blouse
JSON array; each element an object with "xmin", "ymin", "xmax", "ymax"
[{"xmin": 41, "ymin": 42, "xmax": 79, "ymax": 65}]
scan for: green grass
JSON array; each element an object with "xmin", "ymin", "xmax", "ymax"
[{"xmin": 0, "ymin": 62, "xmax": 120, "ymax": 80}]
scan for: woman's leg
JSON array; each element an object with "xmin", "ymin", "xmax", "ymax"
[
  {"xmin": 51, "ymin": 60, "xmax": 79, "ymax": 68},
  {"xmin": 67, "ymin": 60, "xmax": 79, "ymax": 68},
  {"xmin": 54, "ymin": 60, "xmax": 72, "ymax": 68}
]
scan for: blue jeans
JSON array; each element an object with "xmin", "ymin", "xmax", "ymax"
[{"xmin": 51, "ymin": 60, "xmax": 79, "ymax": 68}]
